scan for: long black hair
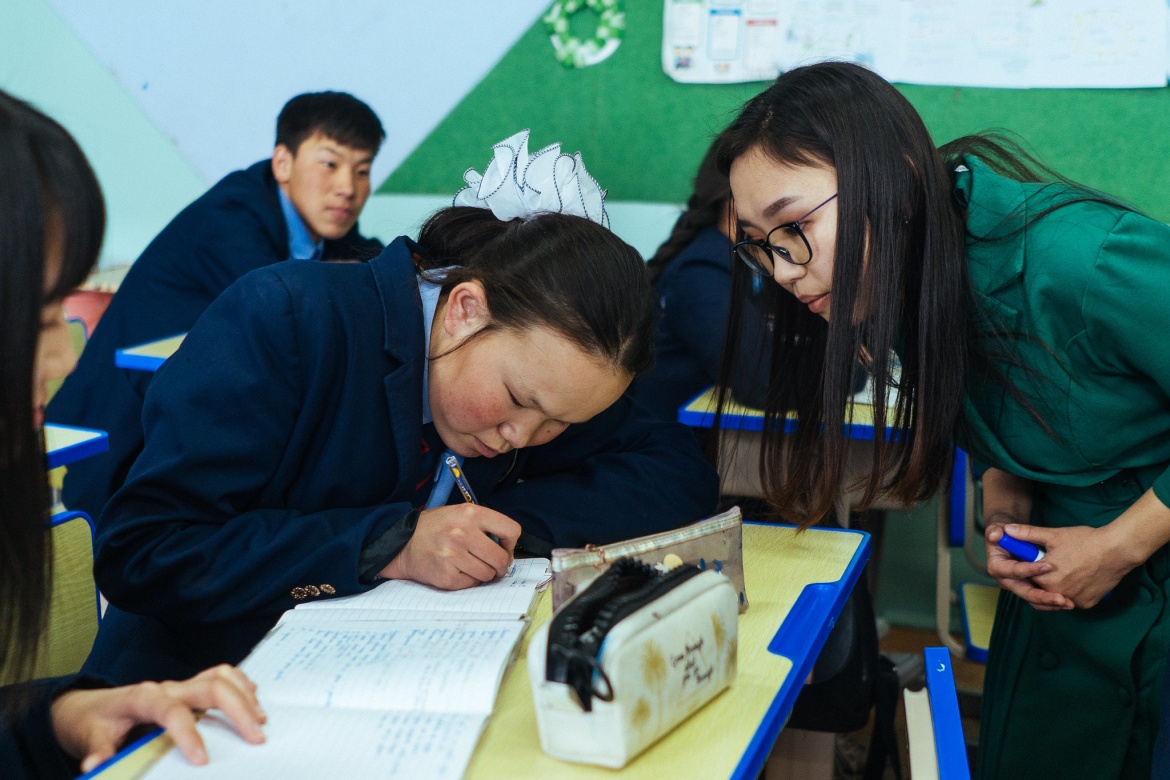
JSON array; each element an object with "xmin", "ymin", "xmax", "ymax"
[
  {"xmin": 646, "ymin": 137, "xmax": 731, "ymax": 283},
  {"xmin": 0, "ymin": 90, "xmax": 104, "ymax": 692},
  {"xmin": 715, "ymin": 62, "xmax": 1100, "ymax": 526},
  {"xmin": 416, "ymin": 207, "xmax": 654, "ymax": 376}
]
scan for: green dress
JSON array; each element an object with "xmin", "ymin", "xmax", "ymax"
[{"xmin": 957, "ymin": 158, "xmax": 1170, "ymax": 779}]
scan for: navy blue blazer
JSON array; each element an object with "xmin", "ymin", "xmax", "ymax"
[
  {"xmin": 0, "ymin": 676, "xmax": 108, "ymax": 779},
  {"xmin": 85, "ymin": 238, "xmax": 720, "ymax": 685},
  {"xmin": 630, "ymin": 226, "xmax": 775, "ymax": 420},
  {"xmin": 46, "ymin": 160, "xmax": 383, "ymax": 521}
]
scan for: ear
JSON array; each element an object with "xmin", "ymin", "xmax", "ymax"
[
  {"xmin": 441, "ymin": 281, "xmax": 492, "ymax": 343},
  {"xmin": 272, "ymin": 144, "xmax": 294, "ymax": 185}
]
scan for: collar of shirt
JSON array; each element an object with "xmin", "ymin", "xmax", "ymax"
[
  {"xmin": 277, "ymin": 188, "xmax": 325, "ymax": 262},
  {"xmin": 416, "ymin": 268, "xmax": 456, "ymax": 424}
]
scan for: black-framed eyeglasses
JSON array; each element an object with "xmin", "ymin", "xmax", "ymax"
[{"xmin": 733, "ymin": 193, "xmax": 838, "ymax": 276}]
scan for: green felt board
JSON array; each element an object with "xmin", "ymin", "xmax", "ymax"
[{"xmin": 383, "ymin": 2, "xmax": 1170, "ymax": 221}]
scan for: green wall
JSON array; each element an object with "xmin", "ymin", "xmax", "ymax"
[{"xmin": 387, "ymin": 2, "xmax": 1170, "ymax": 221}]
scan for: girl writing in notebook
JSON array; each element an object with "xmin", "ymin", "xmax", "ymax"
[
  {"xmin": 0, "ymin": 90, "xmax": 265, "ymax": 778},
  {"xmin": 84, "ymin": 131, "xmax": 719, "ymax": 688},
  {"xmin": 716, "ymin": 62, "xmax": 1170, "ymax": 778}
]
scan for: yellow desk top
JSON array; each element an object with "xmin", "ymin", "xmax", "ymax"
[
  {"xmin": 679, "ymin": 387, "xmax": 883, "ymax": 435},
  {"xmin": 43, "ymin": 423, "xmax": 108, "ymax": 469},
  {"xmin": 114, "ymin": 334, "xmax": 186, "ymax": 372},
  {"xmin": 87, "ymin": 523, "xmax": 868, "ymax": 780}
]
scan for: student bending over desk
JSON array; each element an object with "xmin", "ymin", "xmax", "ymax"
[
  {"xmin": 48, "ymin": 91, "xmax": 385, "ymax": 523},
  {"xmin": 717, "ymin": 61, "xmax": 1170, "ymax": 779},
  {"xmin": 83, "ymin": 133, "xmax": 720, "ymax": 688}
]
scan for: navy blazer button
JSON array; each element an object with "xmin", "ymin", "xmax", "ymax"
[
  {"xmin": 305, "ymin": 585, "xmax": 321, "ymax": 597},
  {"xmin": 321, "ymin": 584, "xmax": 336, "ymax": 594},
  {"xmin": 291, "ymin": 587, "xmax": 307, "ymax": 599}
]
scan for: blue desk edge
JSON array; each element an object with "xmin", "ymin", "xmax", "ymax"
[
  {"xmin": 114, "ymin": 350, "xmax": 166, "ymax": 372},
  {"xmin": 44, "ymin": 424, "xmax": 109, "ymax": 470},
  {"xmin": 730, "ymin": 522, "xmax": 872, "ymax": 780},
  {"xmin": 925, "ymin": 646, "xmax": 972, "ymax": 779},
  {"xmin": 677, "ymin": 388, "xmax": 879, "ymax": 441},
  {"xmin": 113, "ymin": 332, "xmax": 185, "ymax": 372}
]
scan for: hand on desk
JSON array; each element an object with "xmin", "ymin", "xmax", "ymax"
[
  {"xmin": 51, "ymin": 664, "xmax": 265, "ymax": 773},
  {"xmin": 380, "ymin": 503, "xmax": 520, "ymax": 590}
]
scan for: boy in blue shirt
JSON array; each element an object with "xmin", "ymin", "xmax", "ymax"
[{"xmin": 48, "ymin": 92, "xmax": 385, "ymax": 521}]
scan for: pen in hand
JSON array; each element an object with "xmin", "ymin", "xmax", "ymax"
[
  {"xmin": 445, "ymin": 454, "xmax": 502, "ymax": 545},
  {"xmin": 998, "ymin": 529, "xmax": 1111, "ymax": 602},
  {"xmin": 997, "ymin": 532, "xmax": 1045, "ymax": 562}
]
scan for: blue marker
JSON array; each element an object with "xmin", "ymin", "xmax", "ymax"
[
  {"xmin": 997, "ymin": 532, "xmax": 1045, "ymax": 562},
  {"xmin": 445, "ymin": 454, "xmax": 502, "ymax": 546}
]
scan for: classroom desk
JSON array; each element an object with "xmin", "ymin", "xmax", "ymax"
[
  {"xmin": 682, "ymin": 387, "xmax": 976, "ymax": 657},
  {"xmin": 84, "ymin": 522, "xmax": 870, "ymax": 780},
  {"xmin": 44, "ymin": 422, "xmax": 109, "ymax": 469},
  {"xmin": 114, "ymin": 333, "xmax": 185, "ymax": 372},
  {"xmin": 679, "ymin": 386, "xmax": 920, "ymax": 522}
]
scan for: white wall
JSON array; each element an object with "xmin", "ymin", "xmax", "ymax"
[{"xmin": 1, "ymin": 0, "xmax": 681, "ymax": 268}]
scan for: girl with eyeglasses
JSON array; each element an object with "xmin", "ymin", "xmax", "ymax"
[
  {"xmin": 716, "ymin": 61, "xmax": 1170, "ymax": 779},
  {"xmin": 0, "ymin": 90, "xmax": 266, "ymax": 779}
]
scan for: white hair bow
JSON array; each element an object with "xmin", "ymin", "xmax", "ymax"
[{"xmin": 453, "ymin": 129, "xmax": 609, "ymax": 228}]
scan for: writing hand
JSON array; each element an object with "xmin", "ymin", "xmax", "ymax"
[
  {"xmin": 51, "ymin": 664, "xmax": 265, "ymax": 773},
  {"xmin": 380, "ymin": 503, "xmax": 521, "ymax": 589}
]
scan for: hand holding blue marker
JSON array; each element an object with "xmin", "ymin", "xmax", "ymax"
[
  {"xmin": 998, "ymin": 528, "xmax": 1111, "ymax": 602},
  {"xmin": 444, "ymin": 454, "xmax": 503, "ymax": 546},
  {"xmin": 997, "ymin": 532, "xmax": 1045, "ymax": 562}
]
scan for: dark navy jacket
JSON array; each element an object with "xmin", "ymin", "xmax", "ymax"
[
  {"xmin": 0, "ymin": 676, "xmax": 107, "ymax": 779},
  {"xmin": 84, "ymin": 238, "xmax": 720, "ymax": 685},
  {"xmin": 630, "ymin": 226, "xmax": 774, "ymax": 420},
  {"xmin": 46, "ymin": 160, "xmax": 383, "ymax": 521}
]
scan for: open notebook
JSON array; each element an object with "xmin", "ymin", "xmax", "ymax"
[{"xmin": 145, "ymin": 558, "xmax": 550, "ymax": 779}]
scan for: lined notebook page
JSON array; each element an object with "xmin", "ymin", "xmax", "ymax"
[
  {"xmin": 147, "ymin": 707, "xmax": 486, "ymax": 780},
  {"xmin": 278, "ymin": 608, "xmax": 502, "ymax": 627},
  {"xmin": 240, "ymin": 620, "xmax": 525, "ymax": 714},
  {"xmin": 295, "ymin": 558, "xmax": 550, "ymax": 617}
]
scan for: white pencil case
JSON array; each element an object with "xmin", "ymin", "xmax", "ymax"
[{"xmin": 528, "ymin": 559, "xmax": 738, "ymax": 768}]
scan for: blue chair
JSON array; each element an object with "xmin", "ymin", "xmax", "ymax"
[
  {"xmin": 0, "ymin": 510, "xmax": 101, "ymax": 684},
  {"xmin": 43, "ymin": 510, "xmax": 103, "ymax": 676},
  {"xmin": 936, "ymin": 449, "xmax": 998, "ymax": 662}
]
